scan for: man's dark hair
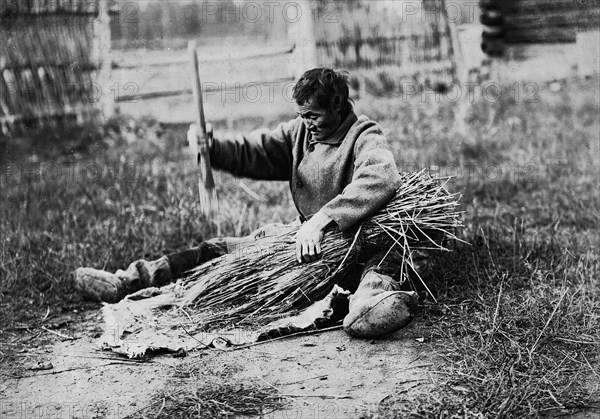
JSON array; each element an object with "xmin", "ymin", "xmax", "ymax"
[{"xmin": 292, "ymin": 68, "xmax": 353, "ymax": 112}]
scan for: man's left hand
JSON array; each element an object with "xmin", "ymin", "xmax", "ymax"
[{"xmin": 295, "ymin": 211, "xmax": 334, "ymax": 263}]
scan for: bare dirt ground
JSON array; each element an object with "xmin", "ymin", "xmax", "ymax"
[{"xmin": 1, "ymin": 308, "xmax": 435, "ymax": 419}]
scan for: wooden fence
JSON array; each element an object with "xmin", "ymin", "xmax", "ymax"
[
  {"xmin": 0, "ymin": 0, "xmax": 111, "ymax": 136},
  {"xmin": 1, "ymin": 0, "xmax": 472, "ymax": 130},
  {"xmin": 109, "ymin": 0, "xmax": 288, "ymax": 50},
  {"xmin": 111, "ymin": 0, "xmax": 463, "ymax": 123}
]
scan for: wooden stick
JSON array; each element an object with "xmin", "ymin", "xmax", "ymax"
[
  {"xmin": 41, "ymin": 326, "xmax": 78, "ymax": 340},
  {"xmin": 228, "ymin": 325, "xmax": 343, "ymax": 351},
  {"xmin": 188, "ymin": 40, "xmax": 219, "ymax": 217}
]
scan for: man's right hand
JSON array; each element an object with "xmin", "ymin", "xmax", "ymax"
[{"xmin": 187, "ymin": 123, "xmax": 214, "ymax": 150}]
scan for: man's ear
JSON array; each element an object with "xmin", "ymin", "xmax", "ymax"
[{"xmin": 331, "ymin": 95, "xmax": 343, "ymax": 112}]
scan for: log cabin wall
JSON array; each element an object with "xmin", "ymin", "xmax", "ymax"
[
  {"xmin": 480, "ymin": 0, "xmax": 599, "ymax": 80},
  {"xmin": 501, "ymin": 0, "xmax": 599, "ymax": 44}
]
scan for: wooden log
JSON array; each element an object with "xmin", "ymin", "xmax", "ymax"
[
  {"xmin": 111, "ymin": 45, "xmax": 295, "ymax": 70},
  {"xmin": 502, "ymin": 0, "xmax": 590, "ymax": 14},
  {"xmin": 508, "ymin": 9, "xmax": 600, "ymax": 29},
  {"xmin": 505, "ymin": 27, "xmax": 578, "ymax": 44},
  {"xmin": 113, "ymin": 76, "xmax": 296, "ymax": 103}
]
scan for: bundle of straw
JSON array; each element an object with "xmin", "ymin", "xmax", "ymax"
[{"xmin": 178, "ymin": 171, "xmax": 462, "ymax": 329}]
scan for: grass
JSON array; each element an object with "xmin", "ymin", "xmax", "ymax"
[
  {"xmin": 373, "ymin": 77, "xmax": 600, "ymax": 417},
  {"xmin": 130, "ymin": 362, "xmax": 285, "ymax": 418},
  {"xmin": 1, "ymin": 76, "xmax": 599, "ymax": 417},
  {"xmin": 143, "ymin": 382, "xmax": 284, "ymax": 418},
  {"xmin": 0, "ymin": 116, "xmax": 295, "ymax": 313}
]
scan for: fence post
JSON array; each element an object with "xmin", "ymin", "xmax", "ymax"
[
  {"xmin": 93, "ymin": 0, "xmax": 113, "ymax": 120},
  {"xmin": 576, "ymin": 2, "xmax": 600, "ymax": 78},
  {"xmin": 442, "ymin": 0, "xmax": 470, "ymax": 136},
  {"xmin": 288, "ymin": 0, "xmax": 318, "ymax": 79},
  {"xmin": 161, "ymin": 1, "xmax": 172, "ymax": 49}
]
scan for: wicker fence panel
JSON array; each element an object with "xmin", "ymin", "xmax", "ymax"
[
  {"xmin": 315, "ymin": 1, "xmax": 455, "ymax": 85},
  {"xmin": 0, "ymin": 0, "xmax": 98, "ymax": 16},
  {"xmin": 0, "ymin": 0, "xmax": 103, "ymax": 136}
]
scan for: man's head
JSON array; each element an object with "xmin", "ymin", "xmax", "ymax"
[{"xmin": 292, "ymin": 68, "xmax": 353, "ymax": 141}]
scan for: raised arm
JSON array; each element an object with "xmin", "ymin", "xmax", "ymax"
[{"xmin": 208, "ymin": 119, "xmax": 297, "ymax": 181}]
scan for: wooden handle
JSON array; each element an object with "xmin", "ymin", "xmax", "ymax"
[
  {"xmin": 189, "ymin": 40, "xmax": 207, "ymax": 140},
  {"xmin": 188, "ymin": 40, "xmax": 218, "ymax": 214}
]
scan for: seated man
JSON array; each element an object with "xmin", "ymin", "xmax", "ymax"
[{"xmin": 75, "ymin": 67, "xmax": 417, "ymax": 338}]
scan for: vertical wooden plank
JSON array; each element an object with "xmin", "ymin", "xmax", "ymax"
[
  {"xmin": 161, "ymin": 1, "xmax": 171, "ymax": 49},
  {"xmin": 577, "ymin": 30, "xmax": 600, "ymax": 77},
  {"xmin": 288, "ymin": 0, "xmax": 317, "ymax": 79},
  {"xmin": 442, "ymin": 0, "xmax": 470, "ymax": 135},
  {"xmin": 93, "ymin": 0, "xmax": 112, "ymax": 119}
]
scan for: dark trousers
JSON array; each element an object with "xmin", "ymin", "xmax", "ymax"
[
  {"xmin": 165, "ymin": 239, "xmax": 228, "ymax": 278},
  {"xmin": 337, "ymin": 248, "xmax": 408, "ymax": 293}
]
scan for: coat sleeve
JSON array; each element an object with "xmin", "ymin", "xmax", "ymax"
[
  {"xmin": 209, "ymin": 119, "xmax": 296, "ymax": 181},
  {"xmin": 319, "ymin": 124, "xmax": 400, "ymax": 231}
]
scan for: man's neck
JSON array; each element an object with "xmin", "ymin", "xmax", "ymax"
[{"xmin": 339, "ymin": 105, "xmax": 351, "ymax": 121}]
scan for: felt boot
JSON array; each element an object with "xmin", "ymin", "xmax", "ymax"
[
  {"xmin": 74, "ymin": 257, "xmax": 172, "ymax": 303},
  {"xmin": 343, "ymin": 270, "xmax": 418, "ymax": 338}
]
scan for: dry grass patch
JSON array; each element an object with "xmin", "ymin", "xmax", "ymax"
[
  {"xmin": 133, "ymin": 359, "xmax": 285, "ymax": 419},
  {"xmin": 146, "ymin": 382, "xmax": 284, "ymax": 419}
]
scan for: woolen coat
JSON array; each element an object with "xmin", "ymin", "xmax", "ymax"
[{"xmin": 209, "ymin": 110, "xmax": 401, "ymax": 232}]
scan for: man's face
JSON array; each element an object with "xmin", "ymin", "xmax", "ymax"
[{"xmin": 294, "ymin": 97, "xmax": 342, "ymax": 141}]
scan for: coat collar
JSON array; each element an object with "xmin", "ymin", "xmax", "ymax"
[{"xmin": 308, "ymin": 110, "xmax": 358, "ymax": 146}]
